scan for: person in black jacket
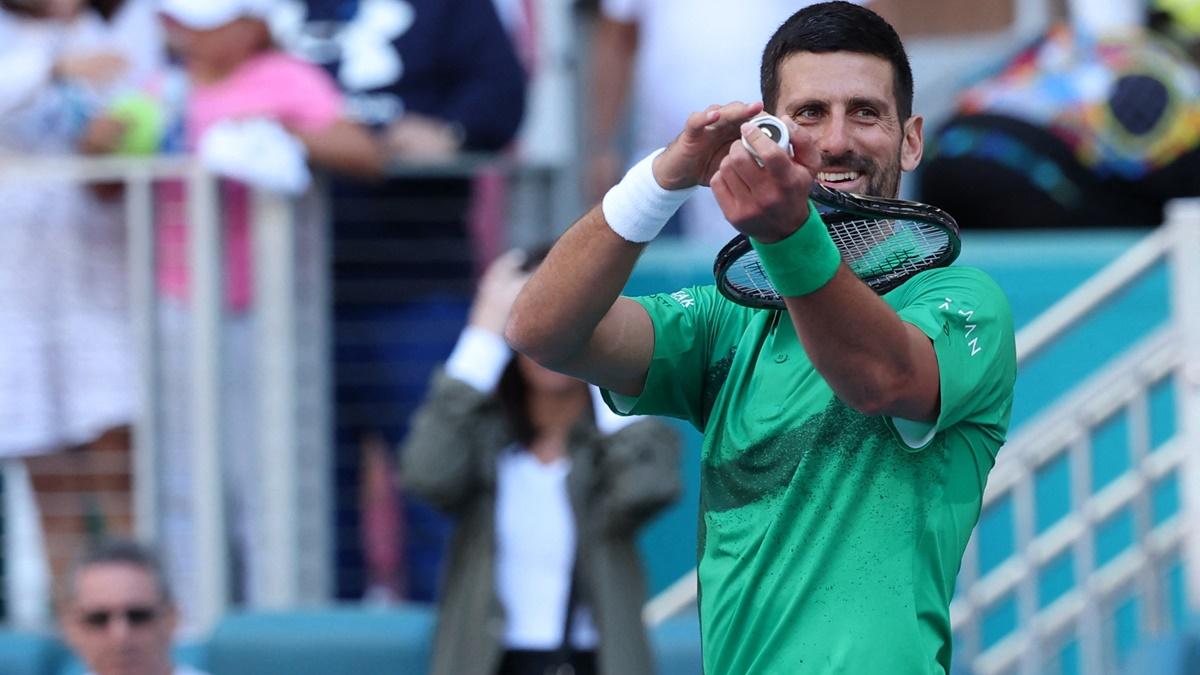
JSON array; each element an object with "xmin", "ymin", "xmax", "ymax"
[{"xmin": 281, "ymin": 0, "xmax": 528, "ymax": 603}]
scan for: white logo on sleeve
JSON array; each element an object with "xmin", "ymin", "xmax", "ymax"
[
  {"xmin": 670, "ymin": 289, "xmax": 695, "ymax": 308},
  {"xmin": 939, "ymin": 297, "xmax": 983, "ymax": 356}
]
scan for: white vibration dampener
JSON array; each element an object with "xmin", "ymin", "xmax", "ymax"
[{"xmin": 742, "ymin": 114, "xmax": 793, "ymax": 166}]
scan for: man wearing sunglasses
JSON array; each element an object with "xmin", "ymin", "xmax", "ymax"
[{"xmin": 60, "ymin": 538, "xmax": 209, "ymax": 675}]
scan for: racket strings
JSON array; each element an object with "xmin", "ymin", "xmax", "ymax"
[
  {"xmin": 828, "ymin": 217, "xmax": 951, "ymax": 285},
  {"xmin": 722, "ymin": 216, "xmax": 952, "ymax": 302},
  {"xmin": 725, "ymin": 255, "xmax": 776, "ymax": 301}
]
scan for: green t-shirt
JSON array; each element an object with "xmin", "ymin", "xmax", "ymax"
[{"xmin": 604, "ymin": 266, "xmax": 1016, "ymax": 674}]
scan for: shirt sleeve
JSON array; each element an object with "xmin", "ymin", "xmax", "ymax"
[
  {"xmin": 432, "ymin": 0, "xmax": 527, "ymax": 151},
  {"xmin": 601, "ymin": 285, "xmax": 740, "ymax": 430},
  {"xmin": 266, "ymin": 54, "xmax": 345, "ymax": 133},
  {"xmin": 887, "ymin": 266, "xmax": 1017, "ymax": 449},
  {"xmin": 444, "ymin": 326, "xmax": 512, "ymax": 393}
]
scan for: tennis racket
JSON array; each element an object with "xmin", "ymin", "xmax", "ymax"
[{"xmin": 713, "ymin": 115, "xmax": 961, "ymax": 310}]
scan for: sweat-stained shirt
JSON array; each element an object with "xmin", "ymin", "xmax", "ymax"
[{"xmin": 604, "ymin": 266, "xmax": 1016, "ymax": 674}]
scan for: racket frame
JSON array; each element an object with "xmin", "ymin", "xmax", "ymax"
[{"xmin": 713, "ymin": 183, "xmax": 961, "ymax": 309}]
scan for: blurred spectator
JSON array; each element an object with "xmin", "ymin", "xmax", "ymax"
[
  {"xmin": 585, "ymin": 0, "xmax": 868, "ymax": 247},
  {"xmin": 277, "ymin": 0, "xmax": 527, "ymax": 603},
  {"xmin": 0, "ymin": 0, "xmax": 163, "ymax": 602},
  {"xmin": 401, "ymin": 249, "xmax": 680, "ymax": 675},
  {"xmin": 59, "ymin": 538, "xmax": 209, "ymax": 675},
  {"xmin": 84, "ymin": 0, "xmax": 382, "ymax": 630},
  {"xmin": 918, "ymin": 0, "xmax": 1200, "ymax": 229}
]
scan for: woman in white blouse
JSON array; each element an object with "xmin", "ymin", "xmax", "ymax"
[{"xmin": 401, "ymin": 248, "xmax": 681, "ymax": 675}]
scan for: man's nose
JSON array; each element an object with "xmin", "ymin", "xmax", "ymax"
[
  {"xmin": 815, "ymin": 115, "xmax": 851, "ymax": 157},
  {"xmin": 106, "ymin": 616, "xmax": 134, "ymax": 640}
]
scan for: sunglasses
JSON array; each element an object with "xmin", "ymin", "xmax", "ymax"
[{"xmin": 77, "ymin": 606, "xmax": 160, "ymax": 630}]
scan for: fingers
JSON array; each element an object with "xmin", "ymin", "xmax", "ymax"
[
  {"xmin": 471, "ymin": 249, "xmax": 532, "ymax": 334},
  {"xmin": 78, "ymin": 117, "xmax": 127, "ymax": 155},
  {"xmin": 657, "ymin": 101, "xmax": 768, "ymax": 191},
  {"xmin": 711, "ymin": 167, "xmax": 756, "ymax": 228},
  {"xmin": 477, "ymin": 248, "xmax": 529, "ymax": 294},
  {"xmin": 681, "ymin": 101, "xmax": 765, "ymax": 140},
  {"xmin": 681, "ymin": 105, "xmax": 719, "ymax": 137},
  {"xmin": 712, "ymin": 136, "xmax": 766, "ymax": 228},
  {"xmin": 784, "ymin": 119, "xmax": 822, "ymax": 172},
  {"xmin": 739, "ymin": 121, "xmax": 795, "ymax": 175},
  {"xmin": 487, "ymin": 248, "xmax": 529, "ymax": 279},
  {"xmin": 711, "ymin": 153, "xmax": 754, "ymax": 205},
  {"xmin": 713, "ymin": 125, "xmax": 788, "ymax": 199},
  {"xmin": 711, "ymin": 123, "xmax": 815, "ymax": 241}
]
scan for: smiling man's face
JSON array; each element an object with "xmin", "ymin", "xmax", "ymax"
[{"xmin": 773, "ymin": 50, "xmax": 923, "ymax": 198}]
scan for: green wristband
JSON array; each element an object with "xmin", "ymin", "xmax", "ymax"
[{"xmin": 749, "ymin": 201, "xmax": 842, "ymax": 297}]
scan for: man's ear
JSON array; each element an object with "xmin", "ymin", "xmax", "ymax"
[{"xmin": 901, "ymin": 114, "xmax": 924, "ymax": 172}]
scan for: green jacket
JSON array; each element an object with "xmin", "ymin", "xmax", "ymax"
[{"xmin": 400, "ymin": 371, "xmax": 682, "ymax": 675}]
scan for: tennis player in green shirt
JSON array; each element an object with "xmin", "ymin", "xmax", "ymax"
[{"xmin": 507, "ymin": 2, "xmax": 1017, "ymax": 672}]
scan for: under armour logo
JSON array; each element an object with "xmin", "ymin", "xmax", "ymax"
[{"xmin": 274, "ymin": 0, "xmax": 413, "ymax": 92}]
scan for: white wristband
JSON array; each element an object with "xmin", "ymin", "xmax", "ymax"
[
  {"xmin": 445, "ymin": 326, "xmax": 513, "ymax": 393},
  {"xmin": 601, "ymin": 148, "xmax": 698, "ymax": 242}
]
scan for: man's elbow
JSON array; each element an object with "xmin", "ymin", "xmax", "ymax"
[
  {"xmin": 504, "ymin": 306, "xmax": 566, "ymax": 369},
  {"xmin": 842, "ymin": 390, "xmax": 897, "ymax": 417},
  {"xmin": 838, "ymin": 368, "xmax": 920, "ymax": 418}
]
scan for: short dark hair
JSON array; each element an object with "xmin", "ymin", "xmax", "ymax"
[
  {"xmin": 760, "ymin": 1, "xmax": 914, "ymax": 120},
  {"xmin": 63, "ymin": 538, "xmax": 173, "ymax": 605}
]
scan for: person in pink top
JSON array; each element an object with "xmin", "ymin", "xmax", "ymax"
[
  {"xmin": 84, "ymin": 0, "xmax": 383, "ymax": 631},
  {"xmin": 154, "ymin": 0, "xmax": 382, "ymax": 310}
]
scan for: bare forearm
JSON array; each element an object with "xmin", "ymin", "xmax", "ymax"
[
  {"xmin": 506, "ymin": 205, "xmax": 652, "ymax": 395},
  {"xmin": 784, "ymin": 266, "xmax": 938, "ymax": 420},
  {"xmin": 510, "ymin": 99, "xmax": 763, "ymax": 394},
  {"xmin": 296, "ymin": 120, "xmax": 385, "ymax": 178}
]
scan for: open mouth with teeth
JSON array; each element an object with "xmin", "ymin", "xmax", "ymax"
[{"xmin": 816, "ymin": 170, "xmax": 862, "ymax": 185}]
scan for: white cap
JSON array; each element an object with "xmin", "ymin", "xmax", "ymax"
[{"xmin": 159, "ymin": 0, "xmax": 278, "ymax": 30}]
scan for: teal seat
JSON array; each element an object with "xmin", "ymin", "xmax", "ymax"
[
  {"xmin": 53, "ymin": 642, "xmax": 208, "ymax": 675},
  {"xmin": 206, "ymin": 605, "xmax": 435, "ymax": 675},
  {"xmin": 651, "ymin": 610, "xmax": 702, "ymax": 675},
  {"xmin": 0, "ymin": 631, "xmax": 70, "ymax": 675}
]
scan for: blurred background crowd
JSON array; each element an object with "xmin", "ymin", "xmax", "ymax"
[{"xmin": 0, "ymin": 0, "xmax": 1199, "ymax": 673}]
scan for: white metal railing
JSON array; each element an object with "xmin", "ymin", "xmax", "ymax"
[
  {"xmin": 950, "ymin": 199, "xmax": 1200, "ymax": 675},
  {"xmin": 643, "ymin": 200, "xmax": 1200, "ymax": 674},
  {"xmin": 0, "ymin": 152, "xmax": 570, "ymax": 635},
  {"xmin": 951, "ymin": 328, "xmax": 1187, "ymax": 674},
  {"xmin": 0, "ymin": 156, "xmax": 330, "ymax": 634}
]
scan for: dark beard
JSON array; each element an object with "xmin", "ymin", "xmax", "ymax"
[{"xmin": 822, "ymin": 146, "xmax": 902, "ymax": 198}]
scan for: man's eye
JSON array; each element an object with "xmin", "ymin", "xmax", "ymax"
[
  {"xmin": 854, "ymin": 108, "xmax": 880, "ymax": 119},
  {"xmin": 793, "ymin": 109, "xmax": 820, "ymax": 121}
]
